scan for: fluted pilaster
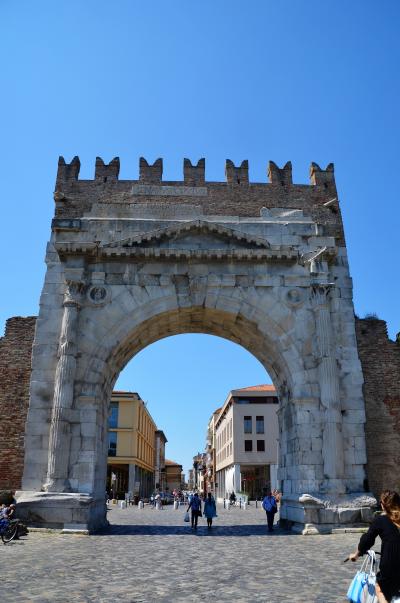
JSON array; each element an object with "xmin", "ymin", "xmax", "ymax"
[
  {"xmin": 311, "ymin": 285, "xmax": 344, "ymax": 481},
  {"xmin": 44, "ymin": 287, "xmax": 80, "ymax": 492}
]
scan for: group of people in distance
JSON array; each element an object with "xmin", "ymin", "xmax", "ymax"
[
  {"xmin": 186, "ymin": 488, "xmax": 282, "ymax": 532},
  {"xmin": 187, "ymin": 492, "xmax": 217, "ymax": 529}
]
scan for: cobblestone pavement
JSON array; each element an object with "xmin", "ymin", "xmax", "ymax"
[{"xmin": 1, "ymin": 503, "xmax": 372, "ymax": 603}]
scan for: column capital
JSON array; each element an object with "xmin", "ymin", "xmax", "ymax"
[
  {"xmin": 310, "ymin": 284, "xmax": 333, "ymax": 308},
  {"xmin": 64, "ymin": 280, "xmax": 86, "ymax": 308}
]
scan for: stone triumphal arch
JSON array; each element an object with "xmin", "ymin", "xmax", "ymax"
[{"xmin": 17, "ymin": 156, "xmax": 376, "ymax": 533}]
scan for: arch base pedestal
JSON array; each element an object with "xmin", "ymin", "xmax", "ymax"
[
  {"xmin": 280, "ymin": 492, "xmax": 377, "ymax": 535},
  {"xmin": 15, "ymin": 491, "xmax": 107, "ymax": 534}
]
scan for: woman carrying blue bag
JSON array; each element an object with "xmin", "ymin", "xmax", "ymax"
[
  {"xmin": 346, "ymin": 490, "xmax": 400, "ymax": 603},
  {"xmin": 203, "ymin": 492, "xmax": 217, "ymax": 529}
]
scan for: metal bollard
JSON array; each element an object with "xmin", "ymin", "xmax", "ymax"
[
  {"xmin": 138, "ymin": 500, "xmax": 144, "ymax": 509},
  {"xmin": 256, "ymin": 498, "xmax": 258, "ymax": 509},
  {"xmin": 239, "ymin": 498, "xmax": 242, "ymax": 509},
  {"xmin": 223, "ymin": 498, "xmax": 226, "ymax": 509},
  {"xmin": 243, "ymin": 501, "xmax": 247, "ymax": 510}
]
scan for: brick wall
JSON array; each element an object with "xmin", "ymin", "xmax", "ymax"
[
  {"xmin": 0, "ymin": 316, "xmax": 36, "ymax": 490},
  {"xmin": 355, "ymin": 317, "xmax": 400, "ymax": 497}
]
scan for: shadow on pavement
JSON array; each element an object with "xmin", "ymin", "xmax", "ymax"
[{"xmin": 96, "ymin": 524, "xmax": 293, "ymax": 537}]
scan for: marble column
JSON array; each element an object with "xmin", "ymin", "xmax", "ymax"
[
  {"xmin": 43, "ymin": 284, "xmax": 81, "ymax": 492},
  {"xmin": 311, "ymin": 285, "xmax": 344, "ymax": 483}
]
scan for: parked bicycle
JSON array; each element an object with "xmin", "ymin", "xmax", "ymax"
[{"xmin": 0, "ymin": 518, "xmax": 19, "ymax": 544}]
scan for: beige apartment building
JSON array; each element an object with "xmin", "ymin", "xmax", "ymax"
[
  {"xmin": 108, "ymin": 391, "xmax": 157, "ymax": 499},
  {"xmin": 215, "ymin": 385, "xmax": 279, "ymax": 500}
]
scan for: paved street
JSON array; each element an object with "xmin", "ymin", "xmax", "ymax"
[{"xmin": 1, "ymin": 503, "xmax": 370, "ymax": 603}]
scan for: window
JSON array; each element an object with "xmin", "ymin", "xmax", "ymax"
[
  {"xmin": 244, "ymin": 440, "xmax": 253, "ymax": 452},
  {"xmin": 256, "ymin": 416, "xmax": 264, "ymax": 434},
  {"xmin": 108, "ymin": 402, "xmax": 119, "ymax": 428},
  {"xmin": 108, "ymin": 431, "xmax": 117, "ymax": 456},
  {"xmin": 257, "ymin": 439, "xmax": 265, "ymax": 452},
  {"xmin": 244, "ymin": 416, "xmax": 252, "ymax": 434}
]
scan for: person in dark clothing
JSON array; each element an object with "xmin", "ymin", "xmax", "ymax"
[
  {"xmin": 262, "ymin": 492, "xmax": 278, "ymax": 532},
  {"xmin": 187, "ymin": 492, "xmax": 202, "ymax": 529},
  {"xmin": 348, "ymin": 490, "xmax": 400, "ymax": 603}
]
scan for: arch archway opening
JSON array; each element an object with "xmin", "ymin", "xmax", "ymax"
[{"xmin": 106, "ymin": 329, "xmax": 278, "ymax": 506}]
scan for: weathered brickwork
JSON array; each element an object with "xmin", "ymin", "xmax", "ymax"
[
  {"xmin": 53, "ymin": 157, "xmax": 345, "ymax": 244},
  {"xmin": 355, "ymin": 317, "xmax": 400, "ymax": 497},
  {"xmin": 0, "ymin": 317, "xmax": 36, "ymax": 490}
]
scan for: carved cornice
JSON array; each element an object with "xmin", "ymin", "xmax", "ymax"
[
  {"xmin": 98, "ymin": 247, "xmax": 297, "ymax": 261},
  {"xmin": 54, "ymin": 220, "xmax": 300, "ymax": 262}
]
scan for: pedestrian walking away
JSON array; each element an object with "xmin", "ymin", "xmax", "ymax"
[
  {"xmin": 203, "ymin": 492, "xmax": 217, "ymax": 529},
  {"xmin": 262, "ymin": 491, "xmax": 278, "ymax": 532},
  {"xmin": 187, "ymin": 491, "xmax": 202, "ymax": 529},
  {"xmin": 346, "ymin": 489, "xmax": 400, "ymax": 603}
]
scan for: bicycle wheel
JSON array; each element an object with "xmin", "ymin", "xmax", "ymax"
[{"xmin": 1, "ymin": 522, "xmax": 18, "ymax": 544}]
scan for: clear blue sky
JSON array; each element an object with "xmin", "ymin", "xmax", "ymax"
[{"xmin": 1, "ymin": 1, "xmax": 399, "ymax": 476}]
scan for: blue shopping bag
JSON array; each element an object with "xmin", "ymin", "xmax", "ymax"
[
  {"xmin": 347, "ymin": 551, "xmax": 377, "ymax": 603},
  {"xmin": 347, "ymin": 570, "xmax": 368, "ymax": 603}
]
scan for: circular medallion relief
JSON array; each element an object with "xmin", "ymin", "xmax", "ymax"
[
  {"xmin": 284, "ymin": 288, "xmax": 305, "ymax": 308},
  {"xmin": 87, "ymin": 285, "xmax": 110, "ymax": 305}
]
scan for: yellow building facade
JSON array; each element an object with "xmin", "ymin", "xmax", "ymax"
[{"xmin": 107, "ymin": 391, "xmax": 156, "ymax": 498}]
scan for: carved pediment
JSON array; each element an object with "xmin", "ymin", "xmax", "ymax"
[
  {"xmin": 97, "ymin": 220, "xmax": 295, "ymax": 260},
  {"xmin": 104, "ymin": 220, "xmax": 270, "ymax": 250}
]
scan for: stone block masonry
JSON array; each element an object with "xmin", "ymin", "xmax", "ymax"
[
  {"xmin": 355, "ymin": 317, "xmax": 400, "ymax": 497},
  {"xmin": 0, "ymin": 317, "xmax": 37, "ymax": 491}
]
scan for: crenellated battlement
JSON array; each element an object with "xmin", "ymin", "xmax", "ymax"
[
  {"xmin": 53, "ymin": 155, "xmax": 343, "ymax": 242},
  {"xmin": 139, "ymin": 157, "xmax": 163, "ymax": 183},
  {"xmin": 225, "ymin": 160, "xmax": 249, "ymax": 185},
  {"xmin": 95, "ymin": 157, "xmax": 120, "ymax": 182},
  {"xmin": 56, "ymin": 156, "xmax": 81, "ymax": 187},
  {"xmin": 268, "ymin": 161, "xmax": 292, "ymax": 185},
  {"xmin": 56, "ymin": 156, "xmax": 336, "ymax": 188},
  {"xmin": 184, "ymin": 158, "xmax": 205, "ymax": 185}
]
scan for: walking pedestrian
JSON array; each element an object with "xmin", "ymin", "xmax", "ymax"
[
  {"xmin": 346, "ymin": 489, "xmax": 400, "ymax": 603},
  {"xmin": 262, "ymin": 491, "xmax": 278, "ymax": 532},
  {"xmin": 203, "ymin": 493, "xmax": 217, "ymax": 529},
  {"xmin": 187, "ymin": 492, "xmax": 202, "ymax": 529}
]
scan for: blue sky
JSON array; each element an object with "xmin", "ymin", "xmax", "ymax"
[{"xmin": 1, "ymin": 1, "xmax": 399, "ymax": 476}]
